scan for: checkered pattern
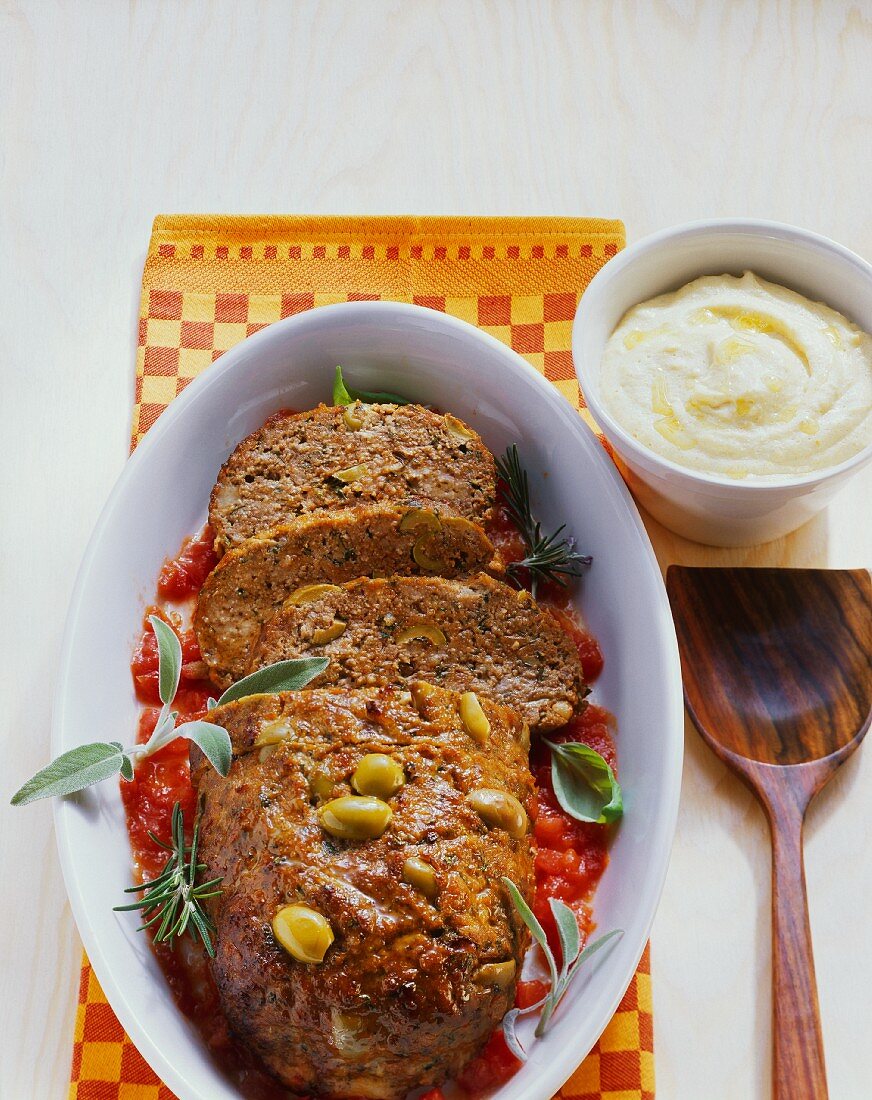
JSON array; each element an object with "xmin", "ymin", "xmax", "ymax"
[
  {"xmin": 70, "ymin": 947, "xmax": 653, "ymax": 1100},
  {"xmin": 74, "ymin": 215, "xmax": 653, "ymax": 1099}
]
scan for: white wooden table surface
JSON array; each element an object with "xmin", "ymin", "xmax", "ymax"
[{"xmin": 1, "ymin": 2, "xmax": 870, "ymax": 1097}]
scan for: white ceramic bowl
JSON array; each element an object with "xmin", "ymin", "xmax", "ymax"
[
  {"xmin": 53, "ymin": 302, "xmax": 683, "ymax": 1100},
  {"xmin": 572, "ymin": 220, "xmax": 872, "ymax": 546}
]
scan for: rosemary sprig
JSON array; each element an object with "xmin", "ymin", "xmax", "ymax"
[
  {"xmin": 495, "ymin": 445, "xmax": 591, "ymax": 598},
  {"xmin": 501, "ymin": 877, "xmax": 623, "ymax": 1060},
  {"xmin": 114, "ymin": 799, "xmax": 222, "ymax": 956}
]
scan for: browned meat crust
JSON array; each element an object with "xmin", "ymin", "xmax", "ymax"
[
  {"xmin": 194, "ymin": 504, "xmax": 497, "ymax": 689},
  {"xmin": 251, "ymin": 573, "xmax": 586, "ymax": 730},
  {"xmin": 209, "ymin": 404, "xmax": 497, "ymax": 553},
  {"xmin": 191, "ymin": 685, "xmax": 535, "ymax": 1099}
]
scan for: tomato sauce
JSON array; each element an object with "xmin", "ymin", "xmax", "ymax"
[{"xmin": 121, "ymin": 501, "xmax": 617, "ymax": 1099}]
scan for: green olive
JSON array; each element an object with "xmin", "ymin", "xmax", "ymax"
[
  {"xmin": 319, "ymin": 795, "xmax": 393, "ymax": 840},
  {"xmin": 467, "ymin": 788, "xmax": 528, "ymax": 838},
  {"xmin": 352, "ymin": 754, "xmax": 405, "ymax": 799},
  {"xmin": 473, "ymin": 959, "xmax": 516, "ymax": 988},
  {"xmin": 272, "ymin": 904, "xmax": 334, "ymax": 964},
  {"xmin": 402, "ymin": 856, "xmax": 439, "ymax": 899},
  {"xmin": 308, "ymin": 766, "xmax": 334, "ymax": 802}
]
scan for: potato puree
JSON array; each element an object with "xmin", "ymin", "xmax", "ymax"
[{"xmin": 600, "ymin": 272, "xmax": 872, "ymax": 478}]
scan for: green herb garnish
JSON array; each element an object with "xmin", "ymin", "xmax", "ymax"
[
  {"xmin": 545, "ymin": 740, "xmax": 623, "ymax": 824},
  {"xmin": 114, "ymin": 799, "xmax": 222, "ymax": 956},
  {"xmin": 216, "ymin": 657, "xmax": 329, "ymax": 705},
  {"xmin": 495, "ymin": 444, "xmax": 591, "ymax": 599},
  {"xmin": 332, "ymin": 365, "xmax": 411, "ymax": 407},
  {"xmin": 10, "ymin": 616, "xmax": 327, "ymax": 806},
  {"xmin": 501, "ymin": 877, "xmax": 623, "ymax": 1060}
]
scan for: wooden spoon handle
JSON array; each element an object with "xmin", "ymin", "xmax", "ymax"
[{"xmin": 767, "ymin": 788, "xmax": 828, "ymax": 1099}]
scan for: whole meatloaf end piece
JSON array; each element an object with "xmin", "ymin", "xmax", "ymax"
[
  {"xmin": 209, "ymin": 404, "xmax": 497, "ymax": 553},
  {"xmin": 194, "ymin": 503, "xmax": 497, "ymax": 690},
  {"xmin": 190, "ymin": 684, "xmax": 535, "ymax": 1099},
  {"xmin": 251, "ymin": 573, "xmax": 586, "ymax": 730}
]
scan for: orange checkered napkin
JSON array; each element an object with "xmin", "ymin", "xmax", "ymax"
[{"xmin": 70, "ymin": 215, "xmax": 654, "ymax": 1100}]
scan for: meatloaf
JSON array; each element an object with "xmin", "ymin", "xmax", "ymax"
[
  {"xmin": 251, "ymin": 573, "xmax": 586, "ymax": 730},
  {"xmin": 194, "ymin": 504, "xmax": 497, "ymax": 689},
  {"xmin": 209, "ymin": 404, "xmax": 497, "ymax": 552},
  {"xmin": 191, "ymin": 684, "xmax": 535, "ymax": 1099}
]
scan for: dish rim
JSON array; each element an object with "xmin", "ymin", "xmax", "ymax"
[{"xmin": 52, "ymin": 300, "xmax": 684, "ymax": 1100}]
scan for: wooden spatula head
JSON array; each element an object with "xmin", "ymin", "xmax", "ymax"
[{"xmin": 666, "ymin": 567, "xmax": 872, "ymax": 767}]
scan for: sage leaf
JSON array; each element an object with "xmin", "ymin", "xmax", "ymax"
[
  {"xmin": 148, "ymin": 615, "xmax": 182, "ymax": 706},
  {"xmin": 206, "ymin": 697, "xmax": 218, "ymax": 711},
  {"xmin": 176, "ymin": 721, "xmax": 233, "ymax": 777},
  {"xmin": 546, "ymin": 740, "xmax": 623, "ymax": 825},
  {"xmin": 569, "ymin": 928, "xmax": 624, "ymax": 975},
  {"xmin": 11, "ymin": 742, "xmax": 125, "ymax": 806},
  {"xmin": 501, "ymin": 876, "xmax": 558, "ymax": 990},
  {"xmin": 550, "ymin": 897, "xmax": 581, "ymax": 974},
  {"xmin": 501, "ymin": 1007, "xmax": 529, "ymax": 1063},
  {"xmin": 120, "ymin": 755, "xmax": 134, "ymax": 782},
  {"xmin": 143, "ymin": 710, "xmax": 180, "ymax": 756},
  {"xmin": 332, "ymin": 365, "xmax": 410, "ymax": 407},
  {"xmin": 217, "ymin": 657, "xmax": 329, "ymax": 705}
]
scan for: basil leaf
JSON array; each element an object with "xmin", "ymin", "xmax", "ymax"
[
  {"xmin": 176, "ymin": 721, "xmax": 232, "ymax": 777},
  {"xmin": 217, "ymin": 657, "xmax": 329, "ymax": 705},
  {"xmin": 333, "ymin": 365, "xmax": 354, "ymax": 406},
  {"xmin": 501, "ymin": 876, "xmax": 558, "ymax": 989},
  {"xmin": 11, "ymin": 743, "xmax": 125, "ymax": 805},
  {"xmin": 332, "ymin": 365, "xmax": 410, "ymax": 407},
  {"xmin": 148, "ymin": 615, "xmax": 182, "ymax": 706},
  {"xmin": 549, "ymin": 898, "xmax": 581, "ymax": 974},
  {"xmin": 546, "ymin": 740, "xmax": 623, "ymax": 824}
]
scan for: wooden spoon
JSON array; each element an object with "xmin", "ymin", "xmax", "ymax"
[{"xmin": 666, "ymin": 567, "xmax": 872, "ymax": 1100}]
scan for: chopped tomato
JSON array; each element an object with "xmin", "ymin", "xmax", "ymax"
[
  {"xmin": 457, "ymin": 1031, "xmax": 522, "ymax": 1093},
  {"xmin": 157, "ymin": 527, "xmax": 218, "ymax": 600},
  {"xmin": 515, "ymin": 980, "xmax": 549, "ymax": 1010},
  {"xmin": 418, "ymin": 1090, "xmax": 447, "ymax": 1100},
  {"xmin": 131, "ymin": 613, "xmax": 211, "ymax": 705}
]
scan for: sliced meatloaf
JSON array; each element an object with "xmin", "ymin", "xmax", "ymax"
[
  {"xmin": 251, "ymin": 573, "xmax": 586, "ymax": 730},
  {"xmin": 191, "ymin": 684, "xmax": 534, "ymax": 1099},
  {"xmin": 209, "ymin": 404, "xmax": 497, "ymax": 552},
  {"xmin": 194, "ymin": 504, "xmax": 497, "ymax": 689}
]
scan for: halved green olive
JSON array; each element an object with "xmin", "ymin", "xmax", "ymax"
[
  {"xmin": 286, "ymin": 583, "xmax": 342, "ymax": 606},
  {"xmin": 312, "ymin": 619, "xmax": 347, "ymax": 644},
  {"xmin": 352, "ymin": 754, "xmax": 405, "ymax": 799},
  {"xmin": 396, "ymin": 623, "xmax": 446, "ymax": 645},
  {"xmin": 402, "ymin": 856, "xmax": 439, "ymax": 900},
  {"xmin": 459, "ymin": 692, "xmax": 490, "ymax": 744},
  {"xmin": 331, "ymin": 463, "xmax": 368, "ymax": 484},
  {"xmin": 255, "ymin": 718, "xmax": 295, "ymax": 746},
  {"xmin": 467, "ymin": 789, "xmax": 528, "ymax": 838},
  {"xmin": 342, "ymin": 402, "xmax": 365, "ymax": 430},
  {"xmin": 320, "ymin": 795, "xmax": 393, "ymax": 840},
  {"xmin": 444, "ymin": 414, "xmax": 477, "ymax": 441},
  {"xmin": 412, "ymin": 536, "xmax": 446, "ymax": 572},
  {"xmin": 398, "ymin": 507, "xmax": 442, "ymax": 535},
  {"xmin": 473, "ymin": 960, "xmax": 516, "ymax": 988},
  {"xmin": 272, "ymin": 904, "xmax": 334, "ymax": 964}
]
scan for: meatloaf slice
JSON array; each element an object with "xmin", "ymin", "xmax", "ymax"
[
  {"xmin": 251, "ymin": 573, "xmax": 586, "ymax": 730},
  {"xmin": 209, "ymin": 403, "xmax": 497, "ymax": 552},
  {"xmin": 194, "ymin": 504, "xmax": 497, "ymax": 690},
  {"xmin": 191, "ymin": 684, "xmax": 534, "ymax": 1099}
]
